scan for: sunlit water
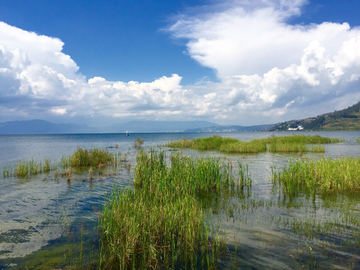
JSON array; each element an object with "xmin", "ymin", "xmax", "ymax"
[{"xmin": 0, "ymin": 131, "xmax": 359, "ymax": 269}]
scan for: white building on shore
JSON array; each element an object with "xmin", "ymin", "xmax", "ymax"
[{"xmin": 288, "ymin": 125, "xmax": 304, "ymax": 131}]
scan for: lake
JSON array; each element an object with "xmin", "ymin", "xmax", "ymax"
[{"xmin": 0, "ymin": 131, "xmax": 360, "ymax": 269}]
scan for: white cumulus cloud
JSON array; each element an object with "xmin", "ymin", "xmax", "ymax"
[
  {"xmin": 0, "ymin": 22, "xmax": 200, "ymax": 123},
  {"xmin": 1, "ymin": 0, "xmax": 360, "ymax": 126},
  {"xmin": 167, "ymin": 0, "xmax": 360, "ymax": 123}
]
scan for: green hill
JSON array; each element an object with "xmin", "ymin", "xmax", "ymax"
[{"xmin": 270, "ymin": 101, "xmax": 360, "ymax": 131}]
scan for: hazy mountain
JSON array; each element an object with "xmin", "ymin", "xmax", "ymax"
[
  {"xmin": 270, "ymin": 101, "xmax": 360, "ymax": 131},
  {"xmin": 0, "ymin": 120, "xmax": 94, "ymax": 134},
  {"xmin": 107, "ymin": 121, "xmax": 219, "ymax": 133},
  {"xmin": 0, "ymin": 120, "xmax": 220, "ymax": 134},
  {"xmin": 185, "ymin": 124, "xmax": 274, "ymax": 132},
  {"xmin": 0, "ymin": 119, "xmax": 274, "ymax": 134}
]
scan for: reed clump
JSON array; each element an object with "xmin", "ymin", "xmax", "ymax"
[
  {"xmin": 259, "ymin": 134, "xmax": 343, "ymax": 144},
  {"xmin": 3, "ymin": 159, "xmax": 56, "ymax": 178},
  {"xmin": 133, "ymin": 137, "xmax": 144, "ymax": 148},
  {"xmin": 269, "ymin": 143, "xmax": 308, "ymax": 153},
  {"xmin": 98, "ymin": 150, "xmax": 235, "ymax": 269},
  {"xmin": 166, "ymin": 134, "xmax": 342, "ymax": 155},
  {"xmin": 310, "ymin": 145, "xmax": 325, "ymax": 153},
  {"xmin": 167, "ymin": 136, "xmax": 263, "ymax": 153},
  {"xmin": 220, "ymin": 141, "xmax": 266, "ymax": 153},
  {"xmin": 70, "ymin": 147, "xmax": 114, "ymax": 167},
  {"xmin": 272, "ymin": 157, "xmax": 360, "ymax": 193},
  {"xmin": 3, "ymin": 148, "xmax": 121, "ymax": 179},
  {"xmin": 191, "ymin": 136, "xmax": 237, "ymax": 150}
]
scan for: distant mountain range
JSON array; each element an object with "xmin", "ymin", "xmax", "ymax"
[
  {"xmin": 270, "ymin": 101, "xmax": 360, "ymax": 131},
  {"xmin": 185, "ymin": 124, "xmax": 274, "ymax": 132},
  {"xmin": 0, "ymin": 120, "xmax": 220, "ymax": 134},
  {"xmin": 0, "ymin": 120, "xmax": 93, "ymax": 134},
  {"xmin": 0, "ymin": 119, "xmax": 275, "ymax": 134},
  {"xmin": 3, "ymin": 100, "xmax": 359, "ymax": 134},
  {"xmin": 107, "ymin": 121, "xmax": 220, "ymax": 133}
]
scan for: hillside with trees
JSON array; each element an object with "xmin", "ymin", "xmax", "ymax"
[{"xmin": 270, "ymin": 101, "xmax": 360, "ymax": 131}]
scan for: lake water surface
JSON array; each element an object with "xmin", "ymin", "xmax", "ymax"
[{"xmin": 0, "ymin": 131, "xmax": 360, "ymax": 269}]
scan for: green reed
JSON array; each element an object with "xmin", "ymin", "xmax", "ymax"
[
  {"xmin": 70, "ymin": 147, "xmax": 115, "ymax": 167},
  {"xmin": 258, "ymin": 134, "xmax": 344, "ymax": 144},
  {"xmin": 133, "ymin": 137, "xmax": 144, "ymax": 148},
  {"xmin": 166, "ymin": 135, "xmax": 238, "ymax": 151},
  {"xmin": 238, "ymin": 162, "xmax": 251, "ymax": 188},
  {"xmin": 3, "ymin": 148, "xmax": 121, "ymax": 179},
  {"xmin": 3, "ymin": 159, "xmax": 57, "ymax": 178},
  {"xmin": 272, "ymin": 157, "xmax": 360, "ymax": 193},
  {"xmin": 310, "ymin": 145, "xmax": 325, "ymax": 153},
  {"xmin": 98, "ymin": 150, "xmax": 233, "ymax": 269},
  {"xmin": 269, "ymin": 143, "xmax": 308, "ymax": 153},
  {"xmin": 220, "ymin": 141, "xmax": 266, "ymax": 153},
  {"xmin": 192, "ymin": 136, "xmax": 238, "ymax": 150},
  {"xmin": 166, "ymin": 134, "xmax": 342, "ymax": 155}
]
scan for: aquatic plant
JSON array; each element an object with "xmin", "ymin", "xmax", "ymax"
[
  {"xmin": 16, "ymin": 161, "xmax": 29, "ymax": 177},
  {"xmin": 166, "ymin": 136, "xmax": 193, "ymax": 148},
  {"xmin": 2, "ymin": 148, "xmax": 120, "ymax": 180},
  {"xmin": 70, "ymin": 147, "xmax": 114, "ymax": 167},
  {"xmin": 238, "ymin": 162, "xmax": 251, "ymax": 188},
  {"xmin": 269, "ymin": 143, "xmax": 308, "ymax": 153},
  {"xmin": 272, "ymin": 157, "xmax": 360, "ymax": 193},
  {"xmin": 166, "ymin": 135, "xmax": 238, "ymax": 151},
  {"xmin": 89, "ymin": 167, "xmax": 93, "ymax": 180},
  {"xmin": 310, "ymin": 145, "xmax": 325, "ymax": 153},
  {"xmin": 98, "ymin": 150, "xmax": 233, "ymax": 269},
  {"xmin": 2, "ymin": 159, "xmax": 56, "ymax": 178},
  {"xmin": 60, "ymin": 155, "xmax": 71, "ymax": 168},
  {"xmin": 166, "ymin": 134, "xmax": 342, "ymax": 155},
  {"xmin": 133, "ymin": 137, "xmax": 144, "ymax": 148},
  {"xmin": 220, "ymin": 141, "xmax": 267, "ymax": 153},
  {"xmin": 43, "ymin": 158, "xmax": 51, "ymax": 172},
  {"xmin": 258, "ymin": 134, "xmax": 343, "ymax": 144}
]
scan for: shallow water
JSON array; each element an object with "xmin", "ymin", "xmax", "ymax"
[{"xmin": 0, "ymin": 131, "xmax": 360, "ymax": 269}]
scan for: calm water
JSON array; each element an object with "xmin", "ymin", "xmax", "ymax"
[{"xmin": 0, "ymin": 131, "xmax": 360, "ymax": 269}]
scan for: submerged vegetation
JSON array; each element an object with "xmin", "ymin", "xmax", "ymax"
[
  {"xmin": 98, "ymin": 150, "xmax": 249, "ymax": 269},
  {"xmin": 166, "ymin": 134, "xmax": 342, "ymax": 154},
  {"xmin": 272, "ymin": 157, "xmax": 360, "ymax": 193}
]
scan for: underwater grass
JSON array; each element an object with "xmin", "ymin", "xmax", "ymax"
[
  {"xmin": 272, "ymin": 157, "xmax": 360, "ymax": 193},
  {"xmin": 98, "ymin": 150, "xmax": 238, "ymax": 269}
]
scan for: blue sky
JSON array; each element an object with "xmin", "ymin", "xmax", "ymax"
[{"xmin": 1, "ymin": 0, "xmax": 360, "ymax": 126}]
